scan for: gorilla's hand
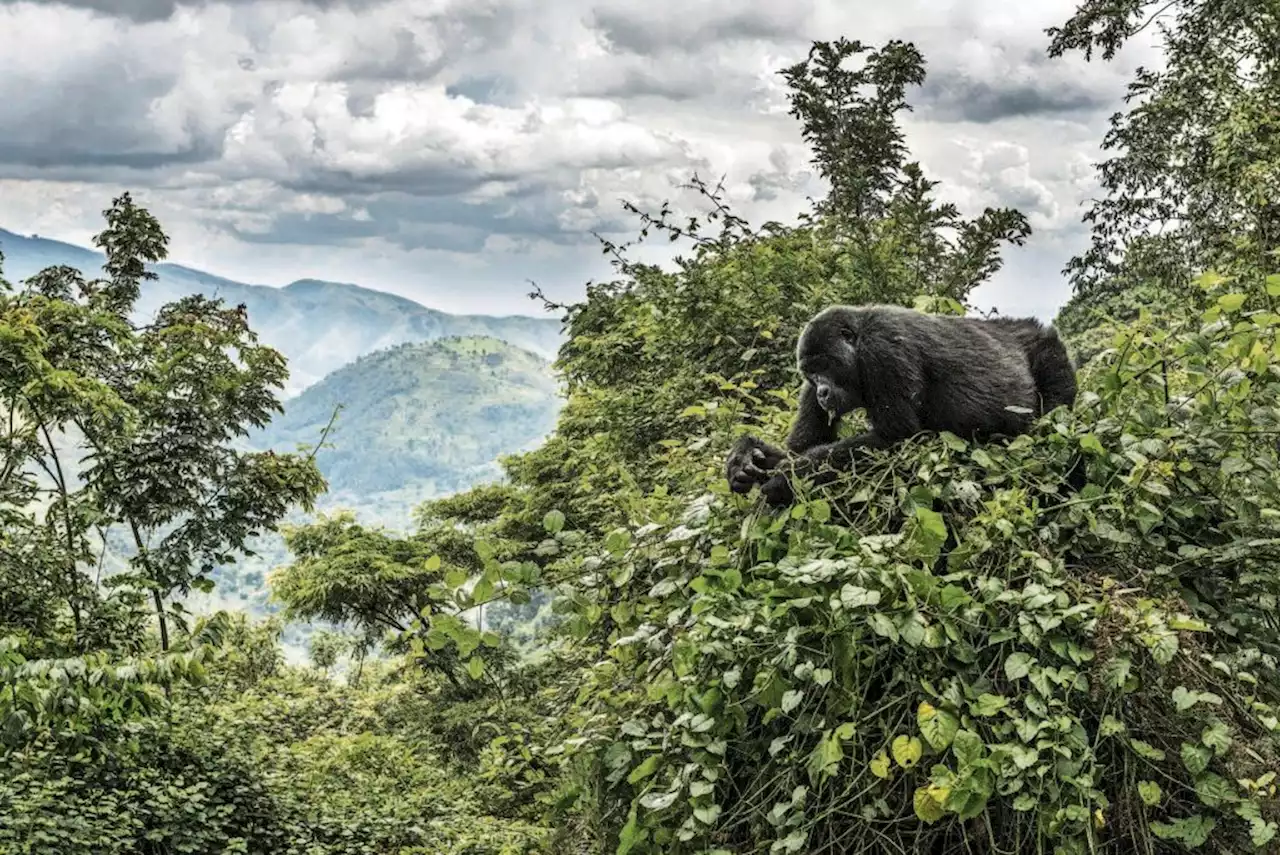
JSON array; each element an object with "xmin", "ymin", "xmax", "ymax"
[
  {"xmin": 759, "ymin": 450, "xmax": 840, "ymax": 508},
  {"xmin": 725, "ymin": 435, "xmax": 784, "ymax": 495},
  {"xmin": 759, "ymin": 455, "xmax": 820, "ymax": 508}
]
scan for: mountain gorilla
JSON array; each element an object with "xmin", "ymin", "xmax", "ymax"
[{"xmin": 726, "ymin": 304, "xmax": 1079, "ymax": 507}]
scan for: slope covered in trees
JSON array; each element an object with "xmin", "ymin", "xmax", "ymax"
[
  {"xmin": 254, "ymin": 335, "xmax": 561, "ymax": 499},
  {"xmin": 4, "ymin": 3, "xmax": 1280, "ymax": 854}
]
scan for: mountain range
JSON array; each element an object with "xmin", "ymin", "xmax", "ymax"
[{"xmin": 0, "ymin": 228, "xmax": 563, "ymax": 395}]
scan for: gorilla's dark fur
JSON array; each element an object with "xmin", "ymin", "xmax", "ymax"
[{"xmin": 726, "ymin": 304, "xmax": 1079, "ymax": 506}]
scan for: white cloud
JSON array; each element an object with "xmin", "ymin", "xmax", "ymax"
[{"xmin": 0, "ymin": 0, "xmax": 1152, "ymax": 319}]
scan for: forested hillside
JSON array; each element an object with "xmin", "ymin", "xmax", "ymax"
[
  {"xmin": 191, "ymin": 336, "xmax": 561, "ymax": 630},
  {"xmin": 4, "ymin": 2, "xmax": 1280, "ymax": 854},
  {"xmin": 255, "ymin": 336, "xmax": 560, "ymax": 500}
]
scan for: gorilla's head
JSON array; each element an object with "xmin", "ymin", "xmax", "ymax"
[{"xmin": 795, "ymin": 306, "xmax": 865, "ymax": 419}]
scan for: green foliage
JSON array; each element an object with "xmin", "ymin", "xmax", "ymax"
[
  {"xmin": 274, "ymin": 511, "xmax": 532, "ymax": 692},
  {"xmin": 9, "ymin": 12, "xmax": 1280, "ymax": 855},
  {"xmin": 1048, "ymin": 0, "xmax": 1280, "ymax": 302},
  {"xmin": 0, "ymin": 193, "xmax": 326, "ymax": 657},
  {"xmin": 365, "ymin": 30, "xmax": 1280, "ymax": 855},
  {"xmin": 521, "ymin": 260, "xmax": 1280, "ymax": 854},
  {"xmin": 0, "ymin": 623, "xmax": 554, "ymax": 854}
]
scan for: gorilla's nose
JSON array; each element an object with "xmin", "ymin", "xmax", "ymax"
[{"xmin": 816, "ymin": 384, "xmax": 833, "ymax": 410}]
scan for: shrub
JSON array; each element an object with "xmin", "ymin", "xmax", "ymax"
[{"xmin": 540, "ymin": 269, "xmax": 1280, "ymax": 853}]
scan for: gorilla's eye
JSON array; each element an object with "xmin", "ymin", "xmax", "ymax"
[{"xmin": 840, "ymin": 325, "xmax": 855, "ymax": 341}]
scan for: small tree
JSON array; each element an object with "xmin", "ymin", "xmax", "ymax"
[
  {"xmin": 1048, "ymin": 0, "xmax": 1280, "ymax": 303},
  {"xmin": 273, "ymin": 512, "xmax": 511, "ymax": 692},
  {"xmin": 0, "ymin": 194, "xmax": 326, "ymax": 653}
]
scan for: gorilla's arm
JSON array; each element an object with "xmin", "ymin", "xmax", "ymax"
[
  {"xmin": 726, "ymin": 380, "xmax": 840, "ymax": 494},
  {"xmin": 786, "ymin": 381, "xmax": 841, "ymax": 451},
  {"xmin": 759, "ymin": 334, "xmax": 924, "ymax": 506}
]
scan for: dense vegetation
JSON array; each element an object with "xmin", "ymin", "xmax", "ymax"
[{"xmin": 4, "ymin": 2, "xmax": 1280, "ymax": 853}]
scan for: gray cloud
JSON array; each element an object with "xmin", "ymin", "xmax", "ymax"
[
  {"xmin": 922, "ymin": 78, "xmax": 1110, "ymax": 123},
  {"xmin": 587, "ymin": 1, "xmax": 812, "ymax": 55},
  {"xmin": 0, "ymin": 0, "xmax": 1146, "ymax": 319},
  {"xmin": 0, "ymin": 0, "xmax": 389, "ymax": 23},
  {"xmin": 918, "ymin": 48, "xmax": 1114, "ymax": 123}
]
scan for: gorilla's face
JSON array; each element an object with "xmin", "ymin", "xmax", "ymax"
[{"xmin": 796, "ymin": 309, "xmax": 862, "ymax": 418}]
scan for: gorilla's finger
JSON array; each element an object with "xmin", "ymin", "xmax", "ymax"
[{"xmin": 760, "ymin": 474, "xmax": 794, "ymax": 507}]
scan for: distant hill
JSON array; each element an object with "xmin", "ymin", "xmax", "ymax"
[
  {"xmin": 0, "ymin": 229, "xmax": 563, "ymax": 395},
  {"xmin": 184, "ymin": 336, "xmax": 561, "ymax": 636},
  {"xmin": 254, "ymin": 335, "xmax": 562, "ymax": 500}
]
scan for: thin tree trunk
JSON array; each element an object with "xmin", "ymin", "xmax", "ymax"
[
  {"xmin": 151, "ymin": 589, "xmax": 169, "ymax": 652},
  {"xmin": 35, "ymin": 418, "xmax": 83, "ymax": 645},
  {"xmin": 129, "ymin": 518, "xmax": 168, "ymax": 651}
]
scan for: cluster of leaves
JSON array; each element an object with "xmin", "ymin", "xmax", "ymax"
[
  {"xmin": 534, "ymin": 254, "xmax": 1280, "ymax": 852},
  {"xmin": 0, "ymin": 194, "xmax": 326, "ymax": 660},
  {"xmin": 1, "ymin": 613, "xmax": 554, "ymax": 854},
  {"xmin": 2, "ymin": 199, "xmax": 552, "ymax": 852},
  {"xmin": 1048, "ymin": 0, "xmax": 1280, "ymax": 302},
  {"xmin": 10, "ymin": 3, "xmax": 1280, "ymax": 852}
]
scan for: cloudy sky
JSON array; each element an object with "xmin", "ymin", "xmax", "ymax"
[{"xmin": 0, "ymin": 0, "xmax": 1157, "ymax": 320}]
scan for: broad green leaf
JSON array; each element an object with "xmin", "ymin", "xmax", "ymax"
[
  {"xmin": 1218, "ymin": 292, "xmax": 1248, "ymax": 312},
  {"xmin": 1181, "ymin": 742, "xmax": 1211, "ymax": 776},
  {"xmin": 917, "ymin": 702, "xmax": 959, "ymax": 751},
  {"xmin": 1129, "ymin": 740, "xmax": 1167, "ymax": 761},
  {"xmin": 869, "ymin": 613, "xmax": 899, "ymax": 642},
  {"xmin": 1151, "ymin": 815, "xmax": 1215, "ymax": 847},
  {"xmin": 840, "ymin": 585, "xmax": 881, "ymax": 609},
  {"xmin": 810, "ymin": 499, "xmax": 832, "ymax": 522},
  {"xmin": 639, "ymin": 789, "xmax": 679, "ymax": 811},
  {"xmin": 616, "ymin": 805, "xmax": 642, "ymax": 855},
  {"xmin": 972, "ymin": 694, "xmax": 1008, "ymax": 716},
  {"xmin": 913, "ymin": 786, "xmax": 946, "ymax": 823},
  {"xmin": 781, "ymin": 690, "xmax": 803, "ymax": 714},
  {"xmin": 1004, "ymin": 652, "xmax": 1034, "ymax": 681},
  {"xmin": 693, "ymin": 804, "xmax": 721, "ymax": 825},
  {"xmin": 891, "ymin": 735, "xmax": 922, "ymax": 768},
  {"xmin": 952, "ymin": 730, "xmax": 984, "ymax": 768},
  {"xmin": 911, "ymin": 506, "xmax": 948, "ymax": 557},
  {"xmin": 1251, "ymin": 819, "xmax": 1278, "ymax": 847},
  {"xmin": 627, "ymin": 755, "xmax": 660, "ymax": 785},
  {"xmin": 1138, "ymin": 781, "xmax": 1162, "ymax": 806}
]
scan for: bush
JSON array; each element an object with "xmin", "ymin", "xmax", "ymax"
[{"xmin": 538, "ymin": 269, "xmax": 1280, "ymax": 853}]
